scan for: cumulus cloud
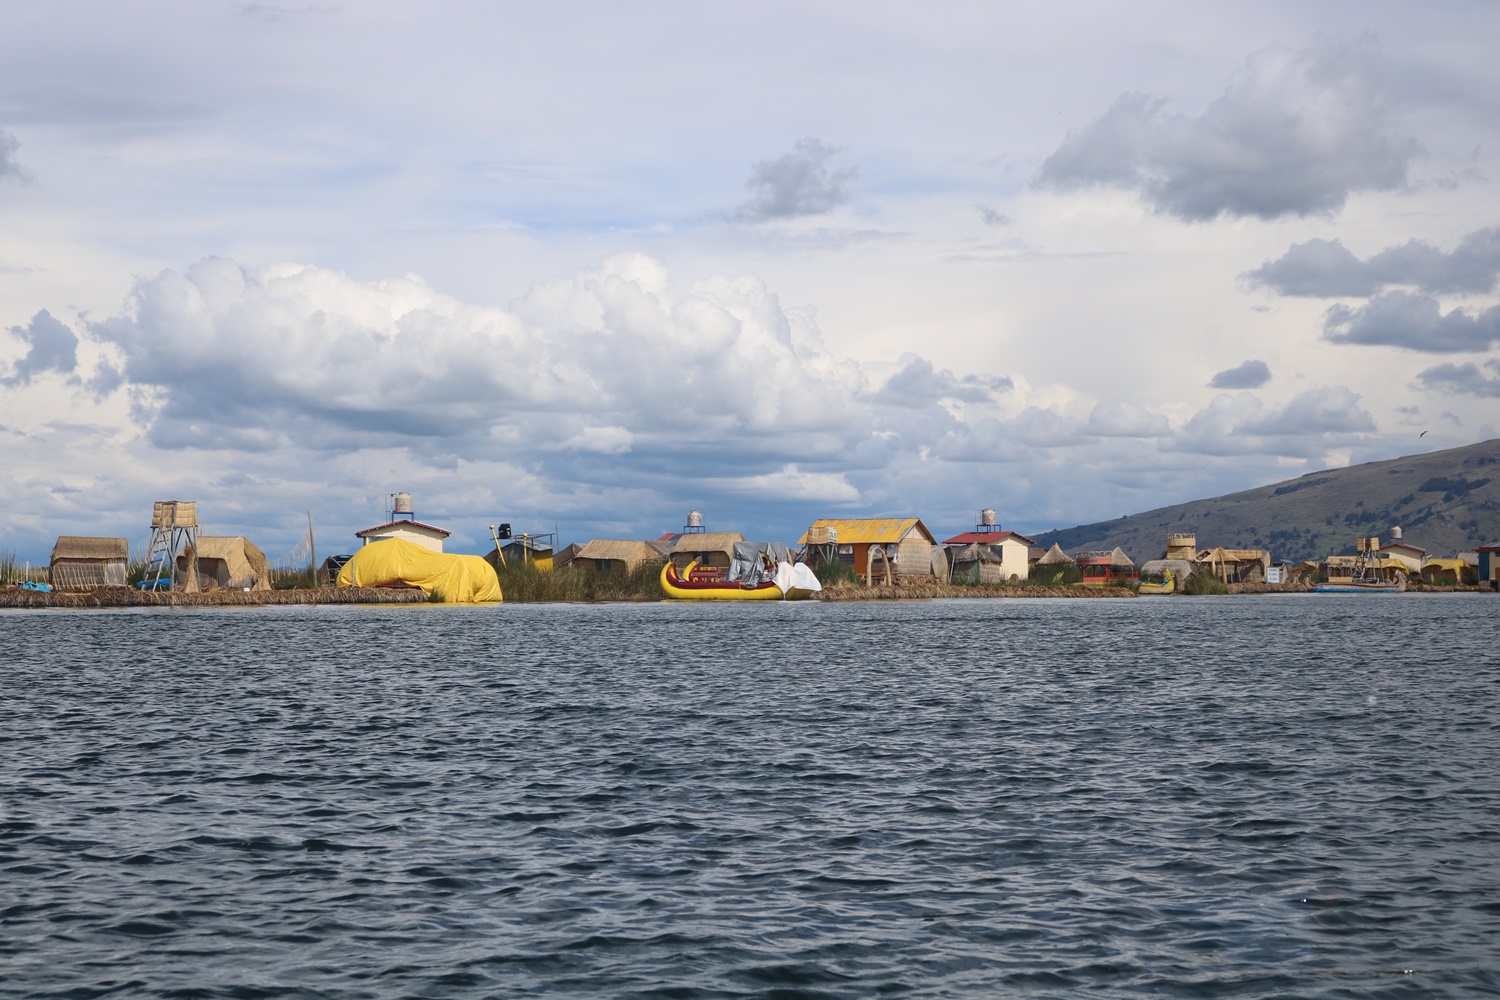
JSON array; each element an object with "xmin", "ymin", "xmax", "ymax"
[
  {"xmin": 1208, "ymin": 359, "xmax": 1271, "ymax": 389},
  {"xmin": 1084, "ymin": 401, "xmax": 1170, "ymax": 437},
  {"xmin": 1245, "ymin": 228, "xmax": 1500, "ymax": 297},
  {"xmin": 0, "ymin": 253, "xmax": 1409, "ymax": 559},
  {"xmin": 735, "ymin": 137, "xmax": 856, "ymax": 222},
  {"xmin": 1, "ymin": 129, "xmax": 28, "ymax": 181},
  {"xmin": 717, "ymin": 464, "xmax": 861, "ymax": 503},
  {"xmin": 1177, "ymin": 387, "xmax": 1375, "ymax": 456},
  {"xmin": 1413, "ymin": 359, "xmax": 1500, "ymax": 398},
  {"xmin": 1323, "ymin": 291, "xmax": 1500, "ymax": 352},
  {"xmin": 1037, "ymin": 39, "xmax": 1419, "ymax": 220},
  {"xmin": 4, "ymin": 309, "xmax": 78, "ymax": 386}
]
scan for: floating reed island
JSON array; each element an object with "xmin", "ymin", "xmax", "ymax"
[{"xmin": 0, "ymin": 586, "xmax": 430, "ymax": 610}]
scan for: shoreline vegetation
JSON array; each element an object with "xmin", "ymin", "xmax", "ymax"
[{"xmin": 2, "ymin": 570, "xmax": 1489, "ymax": 609}]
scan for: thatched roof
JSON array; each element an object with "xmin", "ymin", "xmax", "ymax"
[
  {"xmin": 1140, "ymin": 558, "xmax": 1194, "ymax": 577},
  {"xmin": 552, "ymin": 542, "xmax": 584, "ymax": 569},
  {"xmin": 180, "ymin": 536, "xmax": 272, "ymax": 591},
  {"xmin": 1108, "ymin": 546, "xmax": 1135, "ymax": 568},
  {"xmin": 575, "ymin": 539, "xmax": 669, "ymax": 562},
  {"xmin": 667, "ymin": 531, "xmax": 744, "ymax": 556},
  {"xmin": 51, "ymin": 536, "xmax": 128, "ymax": 561},
  {"xmin": 950, "ymin": 543, "xmax": 1004, "ymax": 565},
  {"xmin": 1036, "ymin": 543, "xmax": 1075, "ymax": 565}
]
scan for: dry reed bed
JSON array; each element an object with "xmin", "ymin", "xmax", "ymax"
[
  {"xmin": 819, "ymin": 581, "xmax": 1136, "ymax": 600},
  {"xmin": 0, "ymin": 586, "xmax": 430, "ymax": 609}
]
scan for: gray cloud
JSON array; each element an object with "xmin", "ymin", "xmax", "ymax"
[
  {"xmin": 1413, "ymin": 359, "xmax": 1500, "ymax": 397},
  {"xmin": 872, "ymin": 355, "xmax": 1011, "ymax": 408},
  {"xmin": 1323, "ymin": 291, "xmax": 1500, "ymax": 352},
  {"xmin": 1037, "ymin": 39, "xmax": 1420, "ymax": 221},
  {"xmin": 1, "ymin": 129, "xmax": 27, "ymax": 181},
  {"xmin": 4, "ymin": 309, "xmax": 78, "ymax": 386},
  {"xmin": 976, "ymin": 205, "xmax": 1011, "ymax": 227},
  {"xmin": 1209, "ymin": 359, "xmax": 1271, "ymax": 389},
  {"xmin": 735, "ymin": 138, "xmax": 856, "ymax": 222},
  {"xmin": 0, "ymin": 88, "xmax": 208, "ymax": 130},
  {"xmin": 1246, "ymin": 228, "xmax": 1500, "ymax": 297}
]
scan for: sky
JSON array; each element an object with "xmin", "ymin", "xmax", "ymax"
[{"xmin": 3, "ymin": 1, "xmax": 1500, "ymax": 563}]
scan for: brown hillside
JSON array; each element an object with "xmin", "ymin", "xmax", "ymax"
[{"xmin": 1032, "ymin": 438, "xmax": 1500, "ymax": 565}]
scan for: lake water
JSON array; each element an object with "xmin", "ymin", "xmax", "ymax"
[{"xmin": 3, "ymin": 594, "xmax": 1497, "ymax": 998}]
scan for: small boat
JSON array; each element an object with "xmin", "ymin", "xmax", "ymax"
[
  {"xmin": 1138, "ymin": 570, "xmax": 1175, "ymax": 595},
  {"xmin": 660, "ymin": 542, "xmax": 822, "ymax": 602},
  {"xmin": 1312, "ymin": 582, "xmax": 1403, "ymax": 594}
]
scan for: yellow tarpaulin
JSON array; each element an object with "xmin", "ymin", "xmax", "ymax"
[{"xmin": 337, "ymin": 537, "xmax": 503, "ymax": 603}]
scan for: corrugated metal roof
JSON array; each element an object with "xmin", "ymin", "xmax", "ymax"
[
  {"xmin": 942, "ymin": 530, "xmax": 1035, "ymax": 546},
  {"xmin": 798, "ymin": 518, "xmax": 932, "ymax": 545},
  {"xmin": 355, "ymin": 519, "xmax": 452, "ymax": 538}
]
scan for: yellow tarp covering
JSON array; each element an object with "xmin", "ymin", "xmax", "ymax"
[{"xmin": 337, "ymin": 537, "xmax": 503, "ymax": 603}]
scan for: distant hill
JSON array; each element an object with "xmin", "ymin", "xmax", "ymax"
[{"xmin": 1032, "ymin": 438, "xmax": 1500, "ymax": 565}]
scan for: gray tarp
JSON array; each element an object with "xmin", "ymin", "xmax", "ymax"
[{"xmin": 727, "ymin": 541, "xmax": 792, "ymax": 584}]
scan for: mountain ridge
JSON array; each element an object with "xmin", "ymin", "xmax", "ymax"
[{"xmin": 1031, "ymin": 438, "xmax": 1500, "ymax": 565}]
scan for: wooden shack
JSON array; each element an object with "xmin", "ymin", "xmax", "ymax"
[
  {"xmin": 49, "ymin": 536, "xmax": 129, "ymax": 589},
  {"xmin": 1478, "ymin": 543, "xmax": 1500, "ymax": 589}
]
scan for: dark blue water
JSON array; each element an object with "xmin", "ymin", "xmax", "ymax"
[{"xmin": 3, "ymin": 595, "xmax": 1498, "ymax": 999}]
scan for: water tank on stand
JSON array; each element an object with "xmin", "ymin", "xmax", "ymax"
[{"xmin": 392, "ymin": 492, "xmax": 414, "ymax": 521}]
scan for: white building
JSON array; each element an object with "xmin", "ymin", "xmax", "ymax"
[{"xmin": 355, "ymin": 518, "xmax": 452, "ymax": 553}]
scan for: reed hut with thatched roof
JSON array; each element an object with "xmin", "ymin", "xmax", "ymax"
[
  {"xmin": 571, "ymin": 539, "xmax": 670, "ymax": 574},
  {"xmin": 49, "ymin": 536, "xmax": 129, "ymax": 589},
  {"xmin": 1036, "ymin": 543, "xmax": 1075, "ymax": 567},
  {"xmin": 948, "ymin": 543, "xmax": 1006, "ymax": 585},
  {"xmin": 665, "ymin": 531, "xmax": 745, "ymax": 572},
  {"xmin": 177, "ymin": 536, "xmax": 272, "ymax": 591},
  {"xmin": 552, "ymin": 542, "xmax": 584, "ymax": 571}
]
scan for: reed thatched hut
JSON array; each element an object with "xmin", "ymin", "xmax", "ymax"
[
  {"xmin": 49, "ymin": 536, "xmax": 129, "ymax": 589},
  {"xmin": 552, "ymin": 542, "xmax": 584, "ymax": 571},
  {"xmin": 178, "ymin": 536, "xmax": 272, "ymax": 591},
  {"xmin": 666, "ymin": 532, "xmax": 745, "ymax": 572},
  {"xmin": 1036, "ymin": 543, "xmax": 1075, "ymax": 567},
  {"xmin": 572, "ymin": 539, "xmax": 670, "ymax": 574},
  {"xmin": 948, "ymin": 543, "xmax": 1005, "ymax": 584}
]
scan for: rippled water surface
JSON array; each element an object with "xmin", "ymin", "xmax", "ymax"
[{"xmin": 3, "ymin": 595, "xmax": 1498, "ymax": 999}]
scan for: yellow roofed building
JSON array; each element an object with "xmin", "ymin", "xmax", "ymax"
[{"xmin": 798, "ymin": 517, "xmax": 941, "ymax": 583}]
